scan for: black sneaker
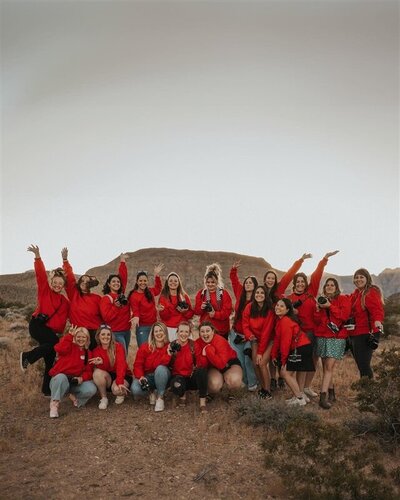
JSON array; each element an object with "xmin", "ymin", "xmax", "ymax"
[
  {"xmin": 278, "ymin": 377, "xmax": 286, "ymax": 389},
  {"xmin": 20, "ymin": 352, "xmax": 29, "ymax": 372},
  {"xmin": 258, "ymin": 389, "xmax": 272, "ymax": 400},
  {"xmin": 270, "ymin": 379, "xmax": 278, "ymax": 392}
]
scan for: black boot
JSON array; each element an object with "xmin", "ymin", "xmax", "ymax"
[
  {"xmin": 328, "ymin": 387, "xmax": 336, "ymax": 403},
  {"xmin": 319, "ymin": 392, "xmax": 331, "ymax": 410}
]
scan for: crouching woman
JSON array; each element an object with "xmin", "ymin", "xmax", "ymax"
[
  {"xmin": 195, "ymin": 321, "xmax": 243, "ymax": 395},
  {"xmin": 48, "ymin": 326, "xmax": 97, "ymax": 418}
]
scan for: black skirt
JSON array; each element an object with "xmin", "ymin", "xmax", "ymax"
[{"xmin": 286, "ymin": 343, "xmax": 314, "ymax": 372}]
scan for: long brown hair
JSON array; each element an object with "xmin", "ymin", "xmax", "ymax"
[
  {"xmin": 353, "ymin": 268, "xmax": 384, "ymax": 309},
  {"xmin": 148, "ymin": 322, "xmax": 169, "ymax": 352}
]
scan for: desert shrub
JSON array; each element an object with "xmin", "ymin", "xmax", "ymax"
[
  {"xmin": 391, "ymin": 467, "xmax": 400, "ymax": 486},
  {"xmin": 383, "ymin": 293, "xmax": 400, "ymax": 337}
]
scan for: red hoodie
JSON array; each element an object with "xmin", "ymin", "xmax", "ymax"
[
  {"xmin": 91, "ymin": 342, "xmax": 129, "ymax": 385},
  {"xmin": 313, "ymin": 294, "xmax": 351, "ymax": 339},
  {"xmin": 32, "ymin": 258, "xmax": 70, "ymax": 334},
  {"xmin": 133, "ymin": 342, "xmax": 171, "ymax": 378},
  {"xmin": 242, "ymin": 303, "xmax": 276, "ymax": 355},
  {"xmin": 158, "ymin": 293, "xmax": 194, "ymax": 328},
  {"xmin": 229, "ymin": 267, "xmax": 251, "ymax": 334},
  {"xmin": 194, "ymin": 289, "xmax": 233, "ymax": 337},
  {"xmin": 49, "ymin": 334, "xmax": 92, "ymax": 381},
  {"xmin": 286, "ymin": 257, "xmax": 328, "ymax": 333},
  {"xmin": 129, "ymin": 276, "xmax": 162, "ymax": 326},
  {"xmin": 271, "ymin": 316, "xmax": 311, "ymax": 366},
  {"xmin": 349, "ymin": 287, "xmax": 384, "ymax": 336},
  {"xmin": 194, "ymin": 334, "xmax": 237, "ymax": 371},
  {"xmin": 100, "ymin": 262, "xmax": 131, "ymax": 332},
  {"xmin": 170, "ymin": 341, "xmax": 197, "ymax": 377},
  {"xmin": 63, "ymin": 260, "xmax": 102, "ymax": 329}
]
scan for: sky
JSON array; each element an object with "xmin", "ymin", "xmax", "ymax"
[{"xmin": 1, "ymin": 0, "xmax": 399, "ymax": 278}]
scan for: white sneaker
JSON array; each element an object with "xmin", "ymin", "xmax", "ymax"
[
  {"xmin": 287, "ymin": 396, "xmax": 306, "ymax": 407},
  {"xmin": 154, "ymin": 398, "xmax": 165, "ymax": 412},
  {"xmin": 115, "ymin": 395, "xmax": 125, "ymax": 405},
  {"xmin": 301, "ymin": 392, "xmax": 310, "ymax": 403},
  {"xmin": 49, "ymin": 400, "xmax": 59, "ymax": 418},
  {"xmin": 149, "ymin": 392, "xmax": 157, "ymax": 405},
  {"xmin": 248, "ymin": 384, "xmax": 258, "ymax": 392},
  {"xmin": 303, "ymin": 387, "xmax": 318, "ymax": 398},
  {"xmin": 285, "ymin": 396, "xmax": 297, "ymax": 403},
  {"xmin": 98, "ymin": 397, "xmax": 109, "ymax": 410}
]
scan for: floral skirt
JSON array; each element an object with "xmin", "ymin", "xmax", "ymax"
[{"xmin": 316, "ymin": 337, "xmax": 346, "ymax": 360}]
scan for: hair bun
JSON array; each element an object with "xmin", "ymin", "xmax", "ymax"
[{"xmin": 205, "ymin": 263, "xmax": 222, "ymax": 276}]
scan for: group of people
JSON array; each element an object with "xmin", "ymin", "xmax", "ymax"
[{"xmin": 19, "ymin": 245, "xmax": 385, "ymax": 418}]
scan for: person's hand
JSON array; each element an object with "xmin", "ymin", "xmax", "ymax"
[
  {"xmin": 272, "ymin": 358, "xmax": 278, "ymax": 367},
  {"xmin": 374, "ymin": 321, "xmax": 383, "ymax": 332},
  {"xmin": 232, "ymin": 260, "xmax": 241, "ymax": 269},
  {"xmin": 27, "ymin": 244, "xmax": 40, "ymax": 259},
  {"xmin": 157, "ymin": 304, "xmax": 165, "ymax": 312},
  {"xmin": 202, "ymin": 346, "xmax": 209, "ymax": 356},
  {"xmin": 130, "ymin": 316, "xmax": 139, "ymax": 327},
  {"xmin": 120, "ymin": 253, "xmax": 129, "ymax": 263},
  {"xmin": 61, "ymin": 247, "xmax": 68, "ymax": 261},
  {"xmin": 324, "ymin": 250, "xmax": 339, "ymax": 259},
  {"xmin": 117, "ymin": 384, "xmax": 130, "ymax": 395},
  {"xmin": 75, "ymin": 377, "xmax": 83, "ymax": 385},
  {"xmin": 301, "ymin": 253, "xmax": 312, "ymax": 260},
  {"xmin": 154, "ymin": 263, "xmax": 164, "ymax": 275},
  {"xmin": 69, "ymin": 325, "xmax": 78, "ymax": 338},
  {"xmin": 88, "ymin": 357, "xmax": 103, "ymax": 365},
  {"xmin": 208, "ymin": 309, "xmax": 215, "ymax": 318},
  {"xmin": 256, "ymin": 354, "xmax": 262, "ymax": 365}
]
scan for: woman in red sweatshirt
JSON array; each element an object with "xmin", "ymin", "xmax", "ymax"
[
  {"xmin": 348, "ymin": 268, "xmax": 384, "ymax": 379},
  {"xmin": 89, "ymin": 324, "xmax": 132, "ymax": 410},
  {"xmin": 242, "ymin": 286, "xmax": 275, "ymax": 400},
  {"xmin": 158, "ymin": 272, "xmax": 194, "ymax": 341},
  {"xmin": 286, "ymin": 250, "xmax": 339, "ymax": 398},
  {"xmin": 195, "ymin": 321, "xmax": 242, "ymax": 395},
  {"xmin": 169, "ymin": 321, "xmax": 208, "ymax": 412},
  {"xmin": 271, "ymin": 298, "xmax": 314, "ymax": 407},
  {"xmin": 61, "ymin": 247, "xmax": 102, "ymax": 350},
  {"xmin": 194, "ymin": 263, "xmax": 233, "ymax": 337},
  {"xmin": 48, "ymin": 326, "xmax": 97, "ymax": 418},
  {"xmin": 100, "ymin": 253, "xmax": 131, "ymax": 354},
  {"xmin": 20, "ymin": 245, "xmax": 70, "ymax": 396},
  {"xmin": 128, "ymin": 265, "xmax": 163, "ymax": 347},
  {"xmin": 130, "ymin": 321, "xmax": 171, "ymax": 412},
  {"xmin": 314, "ymin": 278, "xmax": 351, "ymax": 409}
]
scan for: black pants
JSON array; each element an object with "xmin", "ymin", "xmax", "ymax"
[
  {"xmin": 170, "ymin": 368, "xmax": 208, "ymax": 398},
  {"xmin": 26, "ymin": 318, "xmax": 59, "ymax": 394},
  {"xmin": 350, "ymin": 333, "xmax": 380, "ymax": 379}
]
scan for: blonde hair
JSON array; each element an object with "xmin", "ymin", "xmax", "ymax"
[
  {"xmin": 95, "ymin": 325, "xmax": 116, "ymax": 366},
  {"xmin": 148, "ymin": 322, "xmax": 169, "ymax": 352},
  {"xmin": 74, "ymin": 327, "xmax": 90, "ymax": 350},
  {"xmin": 204, "ymin": 263, "xmax": 224, "ymax": 288},
  {"xmin": 49, "ymin": 267, "xmax": 67, "ymax": 285}
]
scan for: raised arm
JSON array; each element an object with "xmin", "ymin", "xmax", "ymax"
[{"xmin": 277, "ymin": 253, "xmax": 312, "ymax": 295}]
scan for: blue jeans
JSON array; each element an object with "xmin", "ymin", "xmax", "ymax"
[
  {"xmin": 114, "ymin": 330, "xmax": 131, "ymax": 354},
  {"xmin": 131, "ymin": 365, "xmax": 171, "ymax": 397},
  {"xmin": 228, "ymin": 330, "xmax": 257, "ymax": 388},
  {"xmin": 136, "ymin": 325, "xmax": 152, "ymax": 348},
  {"xmin": 49, "ymin": 373, "xmax": 97, "ymax": 407}
]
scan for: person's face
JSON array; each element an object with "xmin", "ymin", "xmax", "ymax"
[
  {"xmin": 168, "ymin": 275, "xmax": 179, "ymax": 292},
  {"xmin": 324, "ymin": 280, "xmax": 337, "ymax": 297},
  {"xmin": 205, "ymin": 277, "xmax": 217, "ymax": 293},
  {"xmin": 50, "ymin": 277, "xmax": 65, "ymax": 293},
  {"xmin": 275, "ymin": 300, "xmax": 289, "ymax": 318},
  {"xmin": 153, "ymin": 325, "xmax": 166, "ymax": 343},
  {"xmin": 244, "ymin": 278, "xmax": 255, "ymax": 292},
  {"xmin": 75, "ymin": 331, "xmax": 88, "ymax": 347},
  {"xmin": 354, "ymin": 274, "xmax": 367, "ymax": 290},
  {"xmin": 109, "ymin": 277, "xmax": 121, "ymax": 293},
  {"xmin": 99, "ymin": 329, "xmax": 111, "ymax": 347},
  {"xmin": 200, "ymin": 325, "xmax": 214, "ymax": 343},
  {"xmin": 79, "ymin": 275, "xmax": 91, "ymax": 293},
  {"xmin": 294, "ymin": 277, "xmax": 306, "ymax": 294},
  {"xmin": 264, "ymin": 272, "xmax": 276, "ymax": 289},
  {"xmin": 177, "ymin": 325, "xmax": 190, "ymax": 343},
  {"xmin": 255, "ymin": 287, "xmax": 266, "ymax": 304},
  {"xmin": 137, "ymin": 275, "xmax": 148, "ymax": 291}
]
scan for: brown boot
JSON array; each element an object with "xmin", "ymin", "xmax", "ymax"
[
  {"xmin": 319, "ymin": 392, "xmax": 332, "ymax": 410},
  {"xmin": 328, "ymin": 387, "xmax": 336, "ymax": 403}
]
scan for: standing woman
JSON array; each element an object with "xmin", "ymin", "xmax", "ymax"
[
  {"xmin": 229, "ymin": 261, "xmax": 258, "ymax": 392},
  {"xmin": 286, "ymin": 250, "xmax": 339, "ymax": 398},
  {"xmin": 271, "ymin": 298, "xmax": 314, "ymax": 406},
  {"xmin": 128, "ymin": 265, "xmax": 164, "ymax": 347},
  {"xmin": 349, "ymin": 269, "xmax": 384, "ymax": 379},
  {"xmin": 130, "ymin": 321, "xmax": 171, "ymax": 412},
  {"xmin": 20, "ymin": 245, "xmax": 70, "ymax": 396},
  {"xmin": 158, "ymin": 272, "xmax": 194, "ymax": 342},
  {"xmin": 242, "ymin": 286, "xmax": 275, "ymax": 399},
  {"xmin": 90, "ymin": 324, "xmax": 132, "ymax": 409},
  {"xmin": 194, "ymin": 263, "xmax": 233, "ymax": 338},
  {"xmin": 61, "ymin": 247, "xmax": 102, "ymax": 350},
  {"xmin": 100, "ymin": 253, "xmax": 131, "ymax": 354},
  {"xmin": 314, "ymin": 278, "xmax": 351, "ymax": 409}
]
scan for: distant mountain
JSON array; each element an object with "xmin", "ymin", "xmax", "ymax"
[{"xmin": 0, "ymin": 248, "xmax": 399, "ymax": 306}]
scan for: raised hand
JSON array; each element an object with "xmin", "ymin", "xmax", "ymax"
[
  {"xmin": 301, "ymin": 253, "xmax": 312, "ymax": 260},
  {"xmin": 120, "ymin": 253, "xmax": 129, "ymax": 262},
  {"xmin": 324, "ymin": 250, "xmax": 339, "ymax": 259},
  {"xmin": 154, "ymin": 263, "xmax": 164, "ymax": 275},
  {"xmin": 61, "ymin": 247, "xmax": 68, "ymax": 261},
  {"xmin": 27, "ymin": 244, "xmax": 40, "ymax": 258},
  {"xmin": 232, "ymin": 260, "xmax": 241, "ymax": 269},
  {"xmin": 69, "ymin": 324, "xmax": 78, "ymax": 338}
]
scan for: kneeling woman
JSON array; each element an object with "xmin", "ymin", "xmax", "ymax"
[
  {"xmin": 169, "ymin": 321, "xmax": 208, "ymax": 412},
  {"xmin": 90, "ymin": 324, "xmax": 132, "ymax": 410},
  {"xmin": 195, "ymin": 321, "xmax": 243, "ymax": 394},
  {"xmin": 48, "ymin": 326, "xmax": 97, "ymax": 418},
  {"xmin": 271, "ymin": 299, "xmax": 314, "ymax": 407},
  {"xmin": 131, "ymin": 322, "xmax": 171, "ymax": 412}
]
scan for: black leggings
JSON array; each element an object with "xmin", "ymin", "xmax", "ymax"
[
  {"xmin": 350, "ymin": 333, "xmax": 380, "ymax": 379},
  {"xmin": 26, "ymin": 318, "xmax": 59, "ymax": 394},
  {"xmin": 170, "ymin": 368, "xmax": 208, "ymax": 398}
]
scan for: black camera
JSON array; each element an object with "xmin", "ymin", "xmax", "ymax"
[
  {"xmin": 36, "ymin": 313, "xmax": 49, "ymax": 323},
  {"xmin": 288, "ymin": 350, "xmax": 302, "ymax": 363},
  {"xmin": 115, "ymin": 294, "xmax": 128, "ymax": 306},
  {"xmin": 366, "ymin": 333, "xmax": 379, "ymax": 351},
  {"xmin": 204, "ymin": 301, "xmax": 213, "ymax": 313},
  {"xmin": 88, "ymin": 277, "xmax": 99, "ymax": 288},
  {"xmin": 244, "ymin": 346, "xmax": 252, "ymax": 357},
  {"xmin": 233, "ymin": 333, "xmax": 246, "ymax": 345},
  {"xmin": 170, "ymin": 340, "xmax": 181, "ymax": 354},
  {"xmin": 327, "ymin": 321, "xmax": 340, "ymax": 334},
  {"xmin": 343, "ymin": 317, "xmax": 356, "ymax": 330},
  {"xmin": 177, "ymin": 301, "xmax": 189, "ymax": 310},
  {"xmin": 67, "ymin": 376, "xmax": 79, "ymax": 386},
  {"xmin": 317, "ymin": 296, "xmax": 328, "ymax": 305},
  {"xmin": 140, "ymin": 378, "xmax": 150, "ymax": 391},
  {"xmin": 292, "ymin": 299, "xmax": 303, "ymax": 309}
]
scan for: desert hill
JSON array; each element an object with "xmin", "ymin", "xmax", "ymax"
[{"xmin": 0, "ymin": 247, "xmax": 399, "ymax": 306}]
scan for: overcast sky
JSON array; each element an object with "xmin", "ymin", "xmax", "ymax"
[{"xmin": 1, "ymin": 0, "xmax": 399, "ymax": 278}]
